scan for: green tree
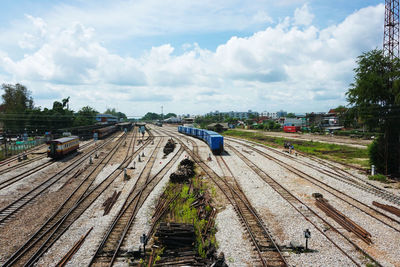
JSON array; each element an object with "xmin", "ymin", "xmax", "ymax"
[
  {"xmin": 0, "ymin": 83, "xmax": 34, "ymax": 133},
  {"xmin": 74, "ymin": 106, "xmax": 98, "ymax": 126},
  {"xmin": 286, "ymin": 113, "xmax": 296, "ymax": 118},
  {"xmin": 346, "ymin": 49, "xmax": 400, "ymax": 174},
  {"xmin": 141, "ymin": 112, "xmax": 161, "ymax": 121},
  {"xmin": 164, "ymin": 113, "xmax": 177, "ymax": 119},
  {"xmin": 105, "ymin": 108, "xmax": 127, "ymax": 121}
]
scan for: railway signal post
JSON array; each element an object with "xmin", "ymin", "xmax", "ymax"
[
  {"xmin": 140, "ymin": 233, "xmax": 148, "ymax": 257},
  {"xmin": 304, "ymin": 229, "xmax": 311, "ymax": 251}
]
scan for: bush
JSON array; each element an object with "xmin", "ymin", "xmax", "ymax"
[
  {"xmin": 368, "ymin": 174, "xmax": 388, "ymax": 183},
  {"xmin": 368, "ymin": 136, "xmax": 385, "ymax": 173}
]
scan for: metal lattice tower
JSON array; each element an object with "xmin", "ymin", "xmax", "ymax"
[{"xmin": 384, "ymin": 0, "xmax": 400, "ymax": 60}]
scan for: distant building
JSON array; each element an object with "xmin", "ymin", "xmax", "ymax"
[
  {"xmin": 207, "ymin": 123, "xmax": 229, "ymax": 132},
  {"xmin": 206, "ymin": 110, "xmax": 259, "ymax": 120},
  {"xmin": 283, "ymin": 118, "xmax": 305, "ymax": 126},
  {"xmin": 182, "ymin": 117, "xmax": 195, "ymax": 124},
  {"xmin": 276, "ymin": 110, "xmax": 287, "ymax": 118},
  {"xmin": 96, "ymin": 114, "xmax": 118, "ymax": 124},
  {"xmin": 260, "ymin": 111, "xmax": 277, "ymax": 119},
  {"xmin": 306, "ymin": 112, "xmax": 343, "ymax": 131}
]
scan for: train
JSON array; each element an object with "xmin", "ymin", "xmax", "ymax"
[
  {"xmin": 178, "ymin": 126, "xmax": 224, "ymax": 154},
  {"xmin": 93, "ymin": 125, "xmax": 117, "ymax": 139},
  {"xmin": 47, "ymin": 136, "xmax": 79, "ymax": 159}
]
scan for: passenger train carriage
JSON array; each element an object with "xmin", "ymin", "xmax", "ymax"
[
  {"xmin": 93, "ymin": 125, "xmax": 117, "ymax": 139},
  {"xmin": 178, "ymin": 126, "xmax": 224, "ymax": 155},
  {"xmin": 47, "ymin": 136, "xmax": 80, "ymax": 159}
]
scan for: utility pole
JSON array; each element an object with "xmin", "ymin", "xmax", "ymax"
[{"xmin": 161, "ymin": 105, "xmax": 163, "ymax": 121}]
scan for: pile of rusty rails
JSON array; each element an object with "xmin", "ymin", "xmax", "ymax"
[
  {"xmin": 315, "ymin": 197, "xmax": 372, "ymax": 244},
  {"xmin": 224, "ymin": 137, "xmax": 400, "ymax": 206},
  {"xmin": 1, "ymin": 131, "xmax": 140, "ymax": 267},
  {"xmin": 56, "ymin": 227, "xmax": 93, "ymax": 267},
  {"xmin": 147, "ymin": 175, "xmax": 218, "ymax": 266},
  {"xmin": 151, "ymin": 223, "xmax": 211, "ymax": 266},
  {"xmin": 373, "ymin": 201, "xmax": 400, "ymax": 217},
  {"xmin": 103, "ymin": 191, "xmax": 121, "ymax": 216}
]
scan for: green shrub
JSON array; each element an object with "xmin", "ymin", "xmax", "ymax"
[
  {"xmin": 368, "ymin": 174, "xmax": 388, "ymax": 183},
  {"xmin": 368, "ymin": 136, "xmax": 385, "ymax": 173}
]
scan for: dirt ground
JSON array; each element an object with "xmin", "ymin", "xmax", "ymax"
[{"xmin": 240, "ymin": 129, "xmax": 372, "ymax": 148}]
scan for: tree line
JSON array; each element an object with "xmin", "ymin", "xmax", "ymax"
[{"xmin": 0, "ymin": 84, "xmax": 126, "ymax": 135}]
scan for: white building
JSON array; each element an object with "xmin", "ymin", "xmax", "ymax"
[
  {"xmin": 260, "ymin": 111, "xmax": 277, "ymax": 119},
  {"xmin": 206, "ymin": 110, "xmax": 259, "ymax": 120}
]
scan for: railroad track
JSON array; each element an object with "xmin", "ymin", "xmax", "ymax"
[
  {"xmin": 215, "ymin": 153, "xmax": 287, "ymax": 266},
  {"xmin": 1, "ymin": 130, "xmax": 143, "ymax": 266},
  {"xmin": 224, "ymin": 142, "xmax": 382, "ymax": 266},
  {"xmin": 0, "ymin": 143, "xmax": 47, "ymax": 168},
  {"xmin": 158, "ymin": 128, "xmax": 288, "ymax": 266},
  {"xmin": 0, "ymin": 135, "xmax": 122, "ymax": 227},
  {"xmin": 225, "ymin": 137, "xmax": 400, "ymax": 206},
  {"xmin": 89, "ymin": 137, "xmax": 164, "ymax": 266},
  {"xmin": 225, "ymin": 139, "xmax": 400, "ymax": 234},
  {"xmin": 0, "ymin": 140, "xmax": 96, "ymax": 191},
  {"xmin": 90, "ymin": 130, "xmax": 185, "ymax": 266}
]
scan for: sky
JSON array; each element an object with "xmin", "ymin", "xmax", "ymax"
[{"xmin": 0, "ymin": 0, "xmax": 384, "ymax": 118}]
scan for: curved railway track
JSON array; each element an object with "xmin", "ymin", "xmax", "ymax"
[
  {"xmin": 164, "ymin": 127, "xmax": 389, "ymax": 266},
  {"xmin": 1, "ymin": 130, "xmax": 145, "ymax": 266},
  {"xmin": 224, "ymin": 142, "xmax": 386, "ymax": 266},
  {"xmin": 0, "ymin": 143, "xmax": 47, "ymax": 168},
  {"xmin": 225, "ymin": 138, "xmax": 400, "ymax": 233},
  {"xmin": 0, "ymin": 140, "xmax": 96, "ymax": 191},
  {"xmin": 159, "ymin": 128, "xmax": 288, "ymax": 266},
  {"xmin": 225, "ymin": 137, "xmax": 400, "ymax": 206},
  {"xmin": 89, "ymin": 137, "xmax": 165, "ymax": 265},
  {"xmin": 0, "ymin": 140, "xmax": 94, "ymax": 176},
  {"xmin": 89, "ymin": 129, "xmax": 186, "ymax": 266},
  {"xmin": 0, "ymin": 135, "xmax": 123, "ymax": 227}
]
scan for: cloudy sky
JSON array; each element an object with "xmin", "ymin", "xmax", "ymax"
[{"xmin": 0, "ymin": 0, "xmax": 384, "ymax": 117}]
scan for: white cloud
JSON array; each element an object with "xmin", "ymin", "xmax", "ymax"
[
  {"xmin": 293, "ymin": 3, "xmax": 314, "ymax": 26},
  {"xmin": 0, "ymin": 4, "xmax": 385, "ymax": 115}
]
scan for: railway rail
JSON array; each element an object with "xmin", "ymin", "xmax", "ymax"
[
  {"xmin": 89, "ymin": 137, "xmax": 164, "ymax": 266},
  {"xmin": 224, "ymin": 142, "xmax": 382, "ymax": 266},
  {"xmin": 0, "ymin": 140, "xmax": 96, "ymax": 191},
  {"xmin": 225, "ymin": 138, "xmax": 400, "ymax": 232},
  {"xmin": 89, "ymin": 129, "xmax": 185, "ymax": 266},
  {"xmin": 1, "ymin": 130, "xmax": 140, "ymax": 266},
  {"xmin": 0, "ymin": 135, "xmax": 122, "ymax": 227},
  {"xmin": 159, "ymin": 128, "xmax": 288, "ymax": 266},
  {"xmin": 0, "ymin": 143, "xmax": 47, "ymax": 168},
  {"xmin": 215, "ymin": 153, "xmax": 287, "ymax": 266},
  {"xmin": 225, "ymin": 137, "xmax": 400, "ymax": 206}
]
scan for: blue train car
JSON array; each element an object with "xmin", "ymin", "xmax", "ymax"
[{"xmin": 177, "ymin": 126, "xmax": 224, "ymax": 155}]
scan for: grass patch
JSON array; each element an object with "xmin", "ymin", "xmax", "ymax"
[
  {"xmin": 161, "ymin": 173, "xmax": 217, "ymax": 259},
  {"xmin": 223, "ymin": 129, "xmax": 369, "ymax": 168},
  {"xmin": 368, "ymin": 174, "xmax": 388, "ymax": 183}
]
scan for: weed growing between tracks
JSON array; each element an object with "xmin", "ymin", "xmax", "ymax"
[
  {"xmin": 224, "ymin": 130, "xmax": 369, "ymax": 168},
  {"xmin": 146, "ymin": 160, "xmax": 220, "ymax": 266}
]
